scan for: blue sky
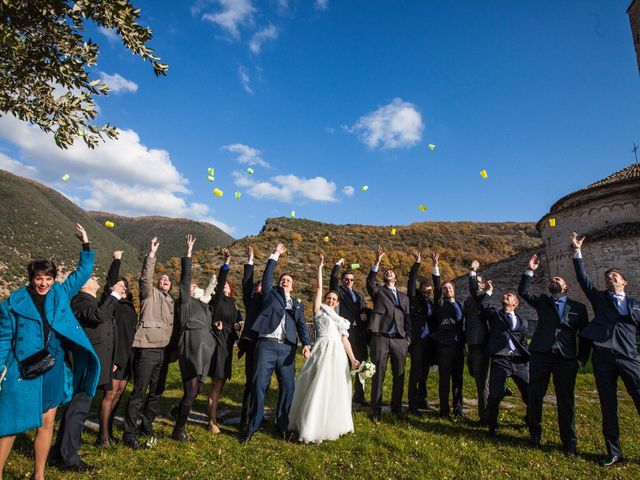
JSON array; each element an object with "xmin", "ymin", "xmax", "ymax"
[{"xmin": 0, "ymin": 0, "xmax": 638, "ymax": 238}]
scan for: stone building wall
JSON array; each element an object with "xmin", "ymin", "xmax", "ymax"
[{"xmin": 629, "ymin": 0, "xmax": 640, "ymax": 75}]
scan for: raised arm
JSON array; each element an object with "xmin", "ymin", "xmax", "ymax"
[
  {"xmin": 180, "ymin": 234, "xmax": 196, "ymax": 301},
  {"xmin": 139, "ymin": 237, "xmax": 159, "ymax": 300},
  {"xmin": 73, "ymin": 281, "xmax": 126, "ymax": 327},
  {"xmin": 106, "ymin": 251, "xmax": 123, "ymax": 290},
  {"xmin": 432, "ymin": 252, "xmax": 442, "ymax": 303},
  {"xmin": 314, "ymin": 254, "xmax": 325, "ymax": 314},
  {"xmin": 408, "ymin": 249, "xmax": 421, "ymax": 298},
  {"xmin": 262, "ymin": 243, "xmax": 286, "ymax": 296},
  {"xmin": 329, "ymin": 258, "xmax": 344, "ymax": 292},
  {"xmin": 242, "ymin": 246, "xmax": 255, "ymax": 309},
  {"xmin": 517, "ymin": 254, "xmax": 541, "ymax": 308},
  {"xmin": 61, "ymin": 223, "xmax": 94, "ymax": 297},
  {"xmin": 211, "ymin": 248, "xmax": 231, "ymax": 306},
  {"xmin": 468, "ymin": 260, "xmax": 482, "ymax": 300},
  {"xmin": 200, "ymin": 273, "xmax": 217, "ymax": 304},
  {"xmin": 570, "ymin": 232, "xmax": 597, "ymax": 303},
  {"xmin": 366, "ymin": 246, "xmax": 385, "ymax": 298}
]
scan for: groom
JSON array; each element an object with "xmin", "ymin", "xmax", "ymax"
[{"xmin": 241, "ymin": 243, "xmax": 311, "ymax": 443}]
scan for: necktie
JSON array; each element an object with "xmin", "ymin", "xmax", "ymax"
[
  {"xmin": 554, "ymin": 299, "xmax": 562, "ymax": 317},
  {"xmin": 348, "ymin": 288, "xmax": 357, "ymax": 303},
  {"xmin": 451, "ymin": 301, "xmax": 462, "ymax": 321},
  {"xmin": 507, "ymin": 312, "xmax": 517, "ymax": 352},
  {"xmin": 391, "ymin": 288, "xmax": 399, "ymax": 305}
]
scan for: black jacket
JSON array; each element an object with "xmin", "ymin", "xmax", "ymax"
[
  {"xmin": 430, "ymin": 273, "xmax": 464, "ymax": 346},
  {"xmin": 366, "ymin": 268, "xmax": 411, "ymax": 338},
  {"xmin": 477, "ymin": 293, "xmax": 528, "ymax": 358},
  {"xmin": 518, "ymin": 272, "xmax": 589, "ymax": 362},
  {"xmin": 177, "ymin": 257, "xmax": 213, "ymax": 333},
  {"xmin": 464, "ymin": 274, "xmax": 488, "ymax": 346},
  {"xmin": 71, "ymin": 290, "xmax": 118, "ymax": 387},
  {"xmin": 574, "ymin": 257, "xmax": 640, "ymax": 358},
  {"xmin": 104, "ymin": 259, "xmax": 137, "ymax": 373},
  {"xmin": 238, "ymin": 263, "xmax": 264, "ymax": 357},
  {"xmin": 407, "ymin": 262, "xmax": 436, "ymax": 341},
  {"xmin": 330, "ymin": 264, "xmax": 366, "ymax": 329}
]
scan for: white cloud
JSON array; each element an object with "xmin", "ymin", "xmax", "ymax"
[
  {"xmin": 238, "ymin": 66, "xmax": 254, "ymax": 95},
  {"xmin": 201, "ymin": 0, "xmax": 255, "ymax": 39},
  {"xmin": 249, "ymin": 24, "xmax": 279, "ymax": 54},
  {"xmin": 314, "ymin": 0, "xmax": 329, "ymax": 11},
  {"xmin": 351, "ymin": 98, "xmax": 424, "ymax": 150},
  {"xmin": 232, "ymin": 171, "xmax": 337, "ymax": 202},
  {"xmin": 0, "ymin": 115, "xmax": 233, "ymax": 232},
  {"xmin": 98, "ymin": 26, "xmax": 119, "ymax": 43},
  {"xmin": 223, "ymin": 143, "xmax": 269, "ymax": 167},
  {"xmin": 342, "ymin": 185, "xmax": 354, "ymax": 196},
  {"xmin": 98, "ymin": 72, "xmax": 139, "ymax": 94}
]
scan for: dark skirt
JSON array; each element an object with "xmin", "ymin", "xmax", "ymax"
[
  {"xmin": 208, "ymin": 328, "xmax": 236, "ymax": 380},
  {"xmin": 179, "ymin": 327, "xmax": 216, "ymax": 383},
  {"xmin": 112, "ymin": 352, "xmax": 134, "ymax": 381},
  {"xmin": 41, "ymin": 331, "xmax": 67, "ymax": 413}
]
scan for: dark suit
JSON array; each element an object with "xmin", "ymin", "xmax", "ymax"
[
  {"xmin": 330, "ymin": 264, "xmax": 368, "ymax": 403},
  {"xmin": 406, "ymin": 262, "xmax": 436, "ymax": 411},
  {"xmin": 366, "ymin": 268, "xmax": 411, "ymax": 416},
  {"xmin": 464, "ymin": 273, "xmax": 490, "ymax": 422},
  {"xmin": 431, "ymin": 273, "xmax": 465, "ymax": 416},
  {"xmin": 245, "ymin": 257, "xmax": 310, "ymax": 436},
  {"xmin": 573, "ymin": 256, "xmax": 640, "ymax": 458},
  {"xmin": 239, "ymin": 262, "xmax": 264, "ymax": 430},
  {"xmin": 478, "ymin": 294, "xmax": 529, "ymax": 431},
  {"xmin": 518, "ymin": 272, "xmax": 589, "ymax": 451}
]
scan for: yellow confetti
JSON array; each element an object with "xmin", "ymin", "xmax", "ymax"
[
  {"xmin": 480, "ymin": 169, "xmax": 488, "ymax": 179},
  {"xmin": 78, "ymin": 129, "xmax": 86, "ymax": 137},
  {"xmin": 418, "ymin": 205, "xmax": 427, "ymax": 212},
  {"xmin": 208, "ymin": 167, "xmax": 214, "ymax": 176},
  {"xmin": 549, "ymin": 218, "xmax": 556, "ymax": 227},
  {"xmin": 290, "ymin": 210, "xmax": 295, "ymax": 218},
  {"xmin": 350, "ymin": 263, "xmax": 360, "ymax": 270},
  {"xmin": 247, "ymin": 167, "xmax": 254, "ymax": 175},
  {"xmin": 61, "ymin": 174, "xmax": 70, "ymax": 182},
  {"xmin": 213, "ymin": 188, "xmax": 223, "ymax": 197},
  {"xmin": 390, "ymin": 228, "xmax": 396, "ymax": 235},
  {"xmin": 361, "ymin": 185, "xmax": 368, "ymax": 192},
  {"xmin": 207, "ymin": 175, "xmax": 215, "ymax": 182},
  {"xmin": 104, "ymin": 221, "xmax": 115, "ymax": 228},
  {"xmin": 234, "ymin": 191, "xmax": 241, "ymax": 199},
  {"xmin": 323, "ymin": 236, "xmax": 329, "ymax": 243},
  {"xmin": 428, "ymin": 144, "xmax": 436, "ymax": 150}
]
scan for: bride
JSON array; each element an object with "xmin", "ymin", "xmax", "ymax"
[{"xmin": 288, "ymin": 254, "xmax": 360, "ymax": 443}]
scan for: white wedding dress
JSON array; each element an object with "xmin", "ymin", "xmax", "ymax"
[{"xmin": 288, "ymin": 304, "xmax": 354, "ymax": 443}]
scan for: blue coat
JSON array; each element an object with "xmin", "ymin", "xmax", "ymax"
[
  {"xmin": 0, "ymin": 250, "xmax": 100, "ymax": 437},
  {"xmin": 249, "ymin": 258, "xmax": 310, "ymax": 347}
]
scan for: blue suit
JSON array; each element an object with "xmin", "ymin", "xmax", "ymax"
[
  {"xmin": 0, "ymin": 250, "xmax": 100, "ymax": 437},
  {"xmin": 245, "ymin": 257, "xmax": 310, "ymax": 436}
]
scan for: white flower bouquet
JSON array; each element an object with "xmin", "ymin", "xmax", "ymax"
[{"xmin": 351, "ymin": 361, "xmax": 376, "ymax": 389}]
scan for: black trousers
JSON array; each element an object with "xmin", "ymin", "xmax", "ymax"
[
  {"xmin": 528, "ymin": 351, "xmax": 579, "ymax": 450},
  {"xmin": 408, "ymin": 337, "xmax": 431, "ymax": 409},
  {"xmin": 436, "ymin": 343, "xmax": 464, "ymax": 415},
  {"xmin": 370, "ymin": 334, "xmax": 409, "ymax": 415},
  {"xmin": 52, "ymin": 392, "xmax": 92, "ymax": 466},
  {"xmin": 486, "ymin": 355, "xmax": 529, "ymax": 429},
  {"xmin": 591, "ymin": 347, "xmax": 640, "ymax": 457},
  {"xmin": 350, "ymin": 325, "xmax": 369, "ymax": 403},
  {"xmin": 467, "ymin": 344, "xmax": 490, "ymax": 421},
  {"xmin": 240, "ymin": 345, "xmax": 256, "ymax": 431},
  {"xmin": 123, "ymin": 348, "xmax": 169, "ymax": 440}
]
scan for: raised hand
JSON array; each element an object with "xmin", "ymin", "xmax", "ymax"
[
  {"xmin": 186, "ymin": 234, "xmax": 196, "ymax": 257},
  {"xmin": 471, "ymin": 260, "xmax": 480, "ymax": 271},
  {"xmin": 214, "ymin": 320, "xmax": 223, "ymax": 331},
  {"xmin": 221, "ymin": 248, "xmax": 231, "ymax": 264},
  {"xmin": 149, "ymin": 237, "xmax": 160, "ymax": 257},
  {"xmin": 412, "ymin": 249, "xmax": 421, "ymax": 263},
  {"xmin": 319, "ymin": 254, "xmax": 325, "ymax": 269},
  {"xmin": 247, "ymin": 245, "xmax": 254, "ymax": 262},
  {"xmin": 570, "ymin": 232, "xmax": 585, "ymax": 250},
  {"xmin": 486, "ymin": 280, "xmax": 494, "ymax": 295},
  {"xmin": 75, "ymin": 223, "xmax": 89, "ymax": 243},
  {"xmin": 528, "ymin": 254, "xmax": 539, "ymax": 271},
  {"xmin": 375, "ymin": 245, "xmax": 385, "ymax": 265},
  {"xmin": 431, "ymin": 252, "xmax": 439, "ymax": 265},
  {"xmin": 113, "ymin": 250, "xmax": 123, "ymax": 260},
  {"xmin": 275, "ymin": 243, "xmax": 287, "ymax": 256},
  {"xmin": 336, "ymin": 258, "xmax": 345, "ymax": 267}
]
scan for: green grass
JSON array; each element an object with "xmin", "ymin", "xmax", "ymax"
[{"xmin": 3, "ymin": 357, "xmax": 640, "ymax": 480}]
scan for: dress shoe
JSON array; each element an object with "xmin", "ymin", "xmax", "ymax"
[
  {"xmin": 529, "ymin": 436, "xmax": 541, "ymax": 449},
  {"xmin": 488, "ymin": 427, "xmax": 497, "ymax": 438},
  {"xmin": 371, "ymin": 413, "xmax": 381, "ymax": 423},
  {"xmin": 240, "ymin": 432, "xmax": 254, "ymax": 444},
  {"xmin": 408, "ymin": 408, "xmax": 424, "ymax": 417},
  {"xmin": 58, "ymin": 460, "xmax": 96, "ymax": 472},
  {"xmin": 563, "ymin": 449, "xmax": 577, "ymax": 458},
  {"xmin": 172, "ymin": 430, "xmax": 194, "ymax": 443},
  {"xmin": 123, "ymin": 437, "xmax": 147, "ymax": 450},
  {"xmin": 392, "ymin": 411, "xmax": 407, "ymax": 421},
  {"xmin": 353, "ymin": 398, "xmax": 370, "ymax": 406},
  {"xmin": 599, "ymin": 455, "xmax": 623, "ymax": 467},
  {"xmin": 453, "ymin": 411, "xmax": 466, "ymax": 420},
  {"xmin": 504, "ymin": 387, "xmax": 513, "ymax": 397},
  {"xmin": 138, "ymin": 425, "xmax": 155, "ymax": 437}
]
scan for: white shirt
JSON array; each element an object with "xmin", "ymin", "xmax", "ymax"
[{"xmin": 261, "ymin": 251, "xmax": 289, "ymax": 341}]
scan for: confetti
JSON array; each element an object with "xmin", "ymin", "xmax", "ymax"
[
  {"xmin": 104, "ymin": 221, "xmax": 115, "ymax": 228},
  {"xmin": 213, "ymin": 188, "xmax": 223, "ymax": 197},
  {"xmin": 234, "ymin": 191, "xmax": 241, "ymax": 199},
  {"xmin": 78, "ymin": 129, "xmax": 86, "ymax": 137},
  {"xmin": 290, "ymin": 210, "xmax": 295, "ymax": 218},
  {"xmin": 350, "ymin": 263, "xmax": 360, "ymax": 270},
  {"xmin": 480, "ymin": 169, "xmax": 488, "ymax": 179},
  {"xmin": 247, "ymin": 168, "xmax": 254, "ymax": 175},
  {"xmin": 418, "ymin": 204, "xmax": 427, "ymax": 212},
  {"xmin": 61, "ymin": 174, "xmax": 70, "ymax": 182},
  {"xmin": 323, "ymin": 236, "xmax": 329, "ymax": 243},
  {"xmin": 428, "ymin": 144, "xmax": 436, "ymax": 150},
  {"xmin": 361, "ymin": 185, "xmax": 368, "ymax": 192},
  {"xmin": 207, "ymin": 175, "xmax": 215, "ymax": 182},
  {"xmin": 549, "ymin": 218, "xmax": 556, "ymax": 227},
  {"xmin": 390, "ymin": 228, "xmax": 396, "ymax": 235},
  {"xmin": 208, "ymin": 167, "xmax": 214, "ymax": 176}
]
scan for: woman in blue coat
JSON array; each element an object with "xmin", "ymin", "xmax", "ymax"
[{"xmin": 0, "ymin": 224, "xmax": 100, "ymax": 480}]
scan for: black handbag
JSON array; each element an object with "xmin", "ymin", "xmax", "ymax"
[{"xmin": 17, "ymin": 331, "xmax": 56, "ymax": 380}]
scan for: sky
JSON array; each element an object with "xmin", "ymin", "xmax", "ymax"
[{"xmin": 0, "ymin": 0, "xmax": 638, "ymax": 238}]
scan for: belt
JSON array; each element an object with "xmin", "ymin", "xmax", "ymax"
[{"xmin": 260, "ymin": 337, "xmax": 286, "ymax": 344}]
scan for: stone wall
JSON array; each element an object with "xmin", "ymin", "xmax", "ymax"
[{"xmin": 629, "ymin": 0, "xmax": 640, "ymax": 75}]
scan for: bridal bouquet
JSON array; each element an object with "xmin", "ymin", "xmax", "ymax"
[{"xmin": 351, "ymin": 361, "xmax": 376, "ymax": 389}]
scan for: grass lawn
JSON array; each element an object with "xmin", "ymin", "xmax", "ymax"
[{"xmin": 3, "ymin": 356, "xmax": 640, "ymax": 479}]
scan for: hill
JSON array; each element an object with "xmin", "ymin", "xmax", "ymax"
[
  {"xmin": 0, "ymin": 169, "xmax": 139, "ymax": 295},
  {"xmin": 87, "ymin": 212, "xmax": 234, "ymax": 263}
]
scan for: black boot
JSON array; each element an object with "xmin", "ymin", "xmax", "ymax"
[{"xmin": 171, "ymin": 401, "xmax": 193, "ymax": 442}]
